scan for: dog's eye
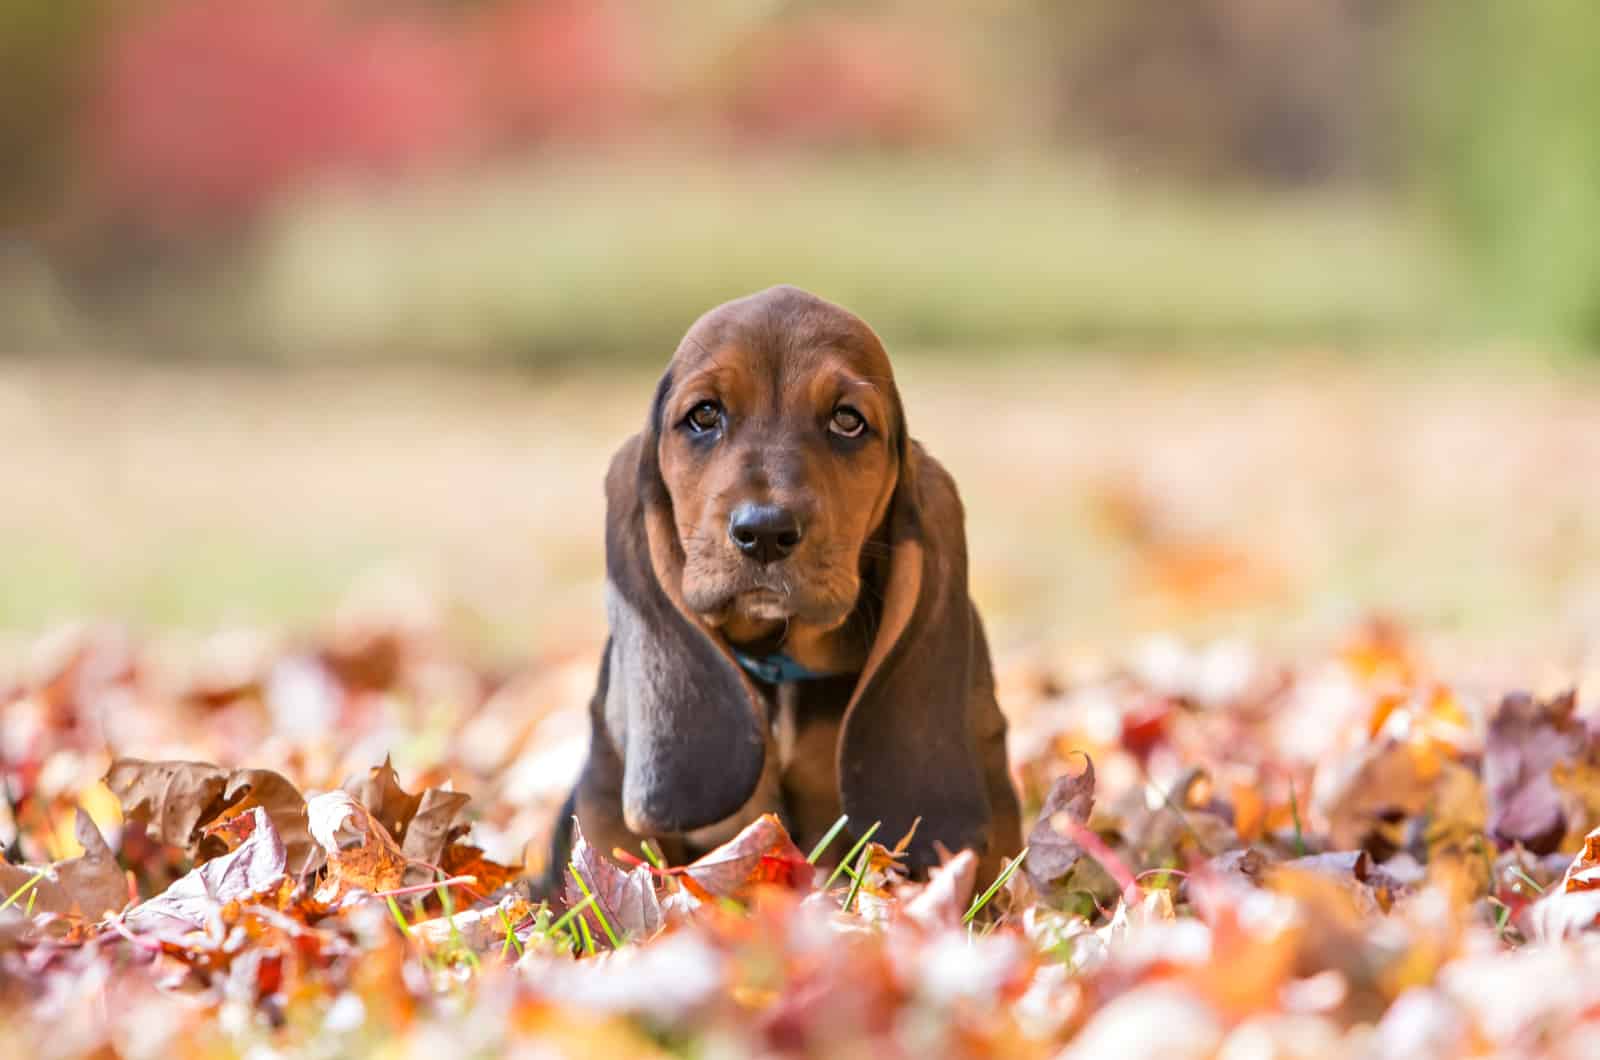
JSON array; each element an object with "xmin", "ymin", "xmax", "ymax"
[
  {"xmin": 685, "ymin": 400, "xmax": 723, "ymax": 434},
  {"xmin": 829, "ymin": 405, "xmax": 867, "ymax": 438}
]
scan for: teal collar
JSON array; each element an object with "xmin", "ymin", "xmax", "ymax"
[{"xmin": 733, "ymin": 650, "xmax": 838, "ymax": 685}]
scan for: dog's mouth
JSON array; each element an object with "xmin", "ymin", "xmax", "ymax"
[
  {"xmin": 731, "ymin": 589, "xmax": 792, "ymax": 622},
  {"xmin": 682, "ymin": 551, "xmax": 858, "ymax": 631}
]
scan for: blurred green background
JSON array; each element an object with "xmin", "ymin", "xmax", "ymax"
[
  {"xmin": 4, "ymin": 0, "xmax": 1600, "ymax": 657},
  {"xmin": 5, "ymin": 0, "xmax": 1598, "ymax": 361}
]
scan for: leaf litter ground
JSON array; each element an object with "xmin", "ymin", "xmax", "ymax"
[{"xmin": 7, "ymin": 613, "xmax": 1600, "ymax": 1057}]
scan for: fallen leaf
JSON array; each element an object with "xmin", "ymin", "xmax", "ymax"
[
  {"xmin": 1327, "ymin": 740, "xmax": 1440, "ymax": 858},
  {"xmin": 106, "ymin": 758, "xmax": 313, "ymax": 872},
  {"xmin": 1025, "ymin": 754, "xmax": 1096, "ymax": 889},
  {"xmin": 400, "ymin": 787, "xmax": 472, "ymax": 881},
  {"xmin": 342, "ymin": 758, "xmax": 472, "ymax": 884},
  {"xmin": 307, "ymin": 791, "xmax": 407, "ymax": 904},
  {"xmin": 901, "ymin": 849, "xmax": 978, "ymax": 930},
  {"xmin": 1484, "ymin": 690, "xmax": 1584, "ymax": 854},
  {"xmin": 342, "ymin": 756, "xmax": 422, "ymax": 843},
  {"xmin": 410, "ymin": 893, "xmax": 533, "ymax": 955},
  {"xmin": 218, "ymin": 769, "xmax": 316, "ymax": 876},
  {"xmin": 0, "ymin": 809, "xmax": 127, "ymax": 921},
  {"xmin": 440, "ymin": 842, "xmax": 520, "ymax": 895},
  {"xmin": 123, "ymin": 808, "xmax": 289, "ymax": 942},
  {"xmin": 682, "ymin": 814, "xmax": 812, "ymax": 899},
  {"xmin": 563, "ymin": 821, "xmax": 662, "ymax": 947},
  {"xmin": 105, "ymin": 758, "xmax": 230, "ymax": 849}
]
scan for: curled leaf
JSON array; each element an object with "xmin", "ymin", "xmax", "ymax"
[
  {"xmin": 1025, "ymin": 754, "xmax": 1097, "ymax": 890},
  {"xmin": 104, "ymin": 758, "xmax": 230, "ymax": 849},
  {"xmin": 307, "ymin": 791, "xmax": 407, "ymax": 905},
  {"xmin": 122, "ymin": 807, "xmax": 289, "ymax": 942},
  {"xmin": 342, "ymin": 757, "xmax": 472, "ymax": 885}
]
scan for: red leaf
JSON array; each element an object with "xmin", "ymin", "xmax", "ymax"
[{"xmin": 682, "ymin": 814, "xmax": 813, "ymax": 899}]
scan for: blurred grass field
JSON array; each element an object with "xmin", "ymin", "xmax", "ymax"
[
  {"xmin": 14, "ymin": 157, "xmax": 1459, "ymax": 366},
  {"xmin": 7, "ymin": 353, "xmax": 1600, "ymax": 672}
]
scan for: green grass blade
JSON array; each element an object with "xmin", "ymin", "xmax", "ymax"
[
  {"xmin": 0, "ymin": 869, "xmax": 46, "ymax": 913},
  {"xmin": 574, "ymin": 909, "xmax": 596, "ymax": 956},
  {"xmin": 547, "ymin": 893, "xmax": 596, "ymax": 938},
  {"xmin": 841, "ymin": 845, "xmax": 872, "ymax": 912},
  {"xmin": 1288, "ymin": 780, "xmax": 1307, "ymax": 857},
  {"xmin": 568, "ymin": 863, "xmax": 621, "ymax": 949},
  {"xmin": 806, "ymin": 814, "xmax": 850, "ymax": 865},
  {"xmin": 499, "ymin": 906, "xmax": 525, "ymax": 959},
  {"xmin": 824, "ymin": 822, "xmax": 880, "ymax": 889},
  {"xmin": 963, "ymin": 846, "xmax": 1029, "ymax": 925},
  {"xmin": 385, "ymin": 895, "xmax": 411, "ymax": 936}
]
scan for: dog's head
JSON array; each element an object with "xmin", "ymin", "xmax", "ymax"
[
  {"xmin": 652, "ymin": 285, "xmax": 901, "ymax": 638},
  {"xmin": 602, "ymin": 286, "xmax": 992, "ymax": 871}
]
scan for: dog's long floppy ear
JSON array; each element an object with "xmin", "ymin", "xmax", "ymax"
[
  {"xmin": 839, "ymin": 439, "xmax": 992, "ymax": 873},
  {"xmin": 598, "ymin": 381, "xmax": 768, "ymax": 836}
]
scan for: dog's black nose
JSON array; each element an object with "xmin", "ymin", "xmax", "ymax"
[{"xmin": 728, "ymin": 503, "xmax": 802, "ymax": 564}]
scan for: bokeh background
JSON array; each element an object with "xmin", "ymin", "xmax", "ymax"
[{"xmin": 4, "ymin": 0, "xmax": 1600, "ymax": 669}]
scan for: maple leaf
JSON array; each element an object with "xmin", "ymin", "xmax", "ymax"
[
  {"xmin": 215, "ymin": 769, "xmax": 318, "ymax": 875},
  {"xmin": 105, "ymin": 758, "xmax": 315, "ymax": 873},
  {"xmin": 104, "ymin": 758, "xmax": 231, "ymax": 849},
  {"xmin": 681, "ymin": 814, "xmax": 813, "ymax": 899},
  {"xmin": 401, "ymin": 788, "xmax": 472, "ymax": 879},
  {"xmin": 562, "ymin": 821, "xmax": 662, "ymax": 948},
  {"xmin": 122, "ymin": 807, "xmax": 290, "ymax": 943},
  {"xmin": 343, "ymin": 757, "xmax": 472, "ymax": 885},
  {"xmin": 342, "ymin": 756, "xmax": 422, "ymax": 843},
  {"xmin": 1024, "ymin": 754, "xmax": 1096, "ymax": 890},
  {"xmin": 307, "ymin": 791, "xmax": 408, "ymax": 905},
  {"xmin": 0, "ymin": 809, "xmax": 128, "ymax": 922}
]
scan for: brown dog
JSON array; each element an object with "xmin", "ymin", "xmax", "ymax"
[{"xmin": 553, "ymin": 286, "xmax": 1020, "ymax": 883}]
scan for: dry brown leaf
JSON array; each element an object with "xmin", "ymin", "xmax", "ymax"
[
  {"xmin": 105, "ymin": 758, "xmax": 231, "ymax": 849},
  {"xmin": 105, "ymin": 758, "xmax": 313, "ymax": 873},
  {"xmin": 1025, "ymin": 754, "xmax": 1096, "ymax": 890},
  {"xmin": 401, "ymin": 787, "xmax": 472, "ymax": 881},
  {"xmin": 1327, "ymin": 740, "xmax": 1440, "ymax": 857},
  {"xmin": 342, "ymin": 756, "xmax": 422, "ymax": 843},
  {"xmin": 342, "ymin": 757, "xmax": 472, "ymax": 885},
  {"xmin": 0, "ymin": 809, "xmax": 127, "ymax": 921},
  {"xmin": 307, "ymin": 791, "xmax": 407, "ymax": 905},
  {"xmin": 219, "ymin": 769, "xmax": 317, "ymax": 875}
]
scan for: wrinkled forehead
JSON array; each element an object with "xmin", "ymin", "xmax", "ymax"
[{"xmin": 665, "ymin": 290, "xmax": 897, "ymax": 410}]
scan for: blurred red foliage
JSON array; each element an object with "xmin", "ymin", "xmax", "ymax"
[
  {"xmin": 82, "ymin": 0, "xmax": 645, "ymax": 236},
  {"xmin": 476, "ymin": 0, "xmax": 643, "ymax": 147},
  {"xmin": 78, "ymin": 1, "xmax": 962, "ymax": 238},
  {"xmin": 723, "ymin": 15, "xmax": 964, "ymax": 148}
]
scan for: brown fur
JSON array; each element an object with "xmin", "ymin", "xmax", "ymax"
[{"xmin": 558, "ymin": 285, "xmax": 1021, "ymax": 883}]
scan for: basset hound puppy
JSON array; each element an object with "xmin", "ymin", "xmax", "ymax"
[{"xmin": 552, "ymin": 285, "xmax": 1021, "ymax": 884}]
